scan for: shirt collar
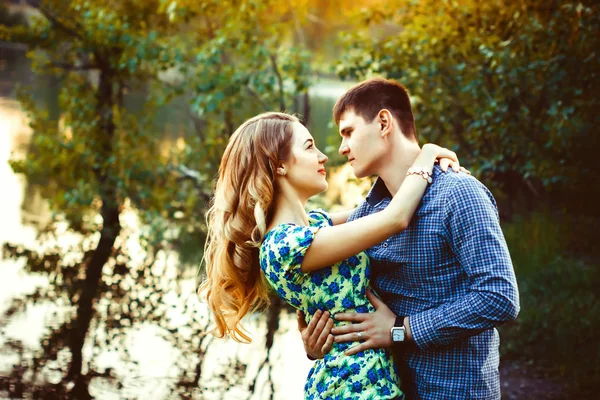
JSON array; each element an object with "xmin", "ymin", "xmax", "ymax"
[
  {"xmin": 366, "ymin": 165, "xmax": 443, "ymax": 207},
  {"xmin": 366, "ymin": 177, "xmax": 392, "ymax": 207}
]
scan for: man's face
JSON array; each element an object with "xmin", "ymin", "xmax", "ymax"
[{"xmin": 338, "ymin": 109, "xmax": 386, "ymax": 178}]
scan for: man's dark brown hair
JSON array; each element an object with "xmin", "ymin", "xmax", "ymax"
[{"xmin": 333, "ymin": 77, "xmax": 417, "ymax": 141}]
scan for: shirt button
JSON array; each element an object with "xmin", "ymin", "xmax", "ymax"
[{"xmin": 383, "ymin": 242, "xmax": 388, "ymax": 248}]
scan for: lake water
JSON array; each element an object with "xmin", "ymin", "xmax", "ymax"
[{"xmin": 0, "ymin": 47, "xmax": 363, "ymax": 399}]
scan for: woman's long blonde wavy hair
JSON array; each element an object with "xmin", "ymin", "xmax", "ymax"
[{"xmin": 198, "ymin": 112, "xmax": 298, "ymax": 343}]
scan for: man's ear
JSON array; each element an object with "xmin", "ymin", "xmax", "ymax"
[{"xmin": 378, "ymin": 109, "xmax": 393, "ymax": 138}]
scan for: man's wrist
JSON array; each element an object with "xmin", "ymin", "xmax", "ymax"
[
  {"xmin": 391, "ymin": 315, "xmax": 407, "ymax": 344},
  {"xmin": 404, "ymin": 316, "xmax": 413, "ymax": 342}
]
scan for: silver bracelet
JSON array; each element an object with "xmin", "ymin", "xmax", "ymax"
[{"xmin": 406, "ymin": 166, "xmax": 433, "ymax": 183}]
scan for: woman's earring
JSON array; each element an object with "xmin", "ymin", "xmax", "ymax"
[{"xmin": 281, "ymin": 169, "xmax": 286, "ymax": 176}]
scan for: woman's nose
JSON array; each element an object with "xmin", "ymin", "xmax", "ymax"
[{"xmin": 319, "ymin": 151, "xmax": 328, "ymax": 163}]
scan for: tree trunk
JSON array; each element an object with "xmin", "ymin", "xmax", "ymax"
[
  {"xmin": 302, "ymin": 91, "xmax": 311, "ymax": 127},
  {"xmin": 67, "ymin": 68, "xmax": 121, "ymax": 399}
]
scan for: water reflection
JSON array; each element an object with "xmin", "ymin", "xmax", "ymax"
[
  {"xmin": 0, "ymin": 99, "xmax": 366, "ymax": 399},
  {"xmin": 0, "ymin": 45, "xmax": 366, "ymax": 398}
]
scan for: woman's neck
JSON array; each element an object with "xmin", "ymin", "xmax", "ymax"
[{"xmin": 268, "ymin": 190, "xmax": 308, "ymax": 230}]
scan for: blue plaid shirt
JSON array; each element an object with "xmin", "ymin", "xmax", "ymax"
[{"xmin": 348, "ymin": 165, "xmax": 520, "ymax": 399}]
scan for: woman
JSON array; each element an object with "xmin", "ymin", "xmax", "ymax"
[{"xmin": 199, "ymin": 112, "xmax": 462, "ymax": 399}]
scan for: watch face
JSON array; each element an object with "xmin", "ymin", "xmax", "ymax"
[{"xmin": 392, "ymin": 327, "xmax": 405, "ymax": 342}]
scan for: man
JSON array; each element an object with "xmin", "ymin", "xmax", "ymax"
[{"xmin": 299, "ymin": 78, "xmax": 520, "ymax": 399}]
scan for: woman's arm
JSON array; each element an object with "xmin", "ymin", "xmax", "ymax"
[
  {"xmin": 329, "ymin": 209, "xmax": 356, "ymax": 226},
  {"xmin": 301, "ymin": 144, "xmax": 454, "ymax": 273}
]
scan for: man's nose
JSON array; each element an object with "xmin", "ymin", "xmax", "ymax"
[{"xmin": 339, "ymin": 142, "xmax": 349, "ymax": 156}]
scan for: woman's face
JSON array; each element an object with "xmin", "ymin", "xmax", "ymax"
[{"xmin": 283, "ymin": 122, "xmax": 329, "ymax": 199}]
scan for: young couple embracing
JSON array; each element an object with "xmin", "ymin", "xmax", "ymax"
[{"xmin": 200, "ymin": 78, "xmax": 520, "ymax": 399}]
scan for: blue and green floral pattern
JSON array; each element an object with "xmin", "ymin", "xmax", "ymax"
[{"xmin": 259, "ymin": 209, "xmax": 403, "ymax": 399}]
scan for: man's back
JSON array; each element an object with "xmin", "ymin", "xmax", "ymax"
[{"xmin": 349, "ymin": 165, "xmax": 519, "ymax": 399}]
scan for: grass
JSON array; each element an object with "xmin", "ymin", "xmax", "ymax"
[{"xmin": 499, "ymin": 211, "xmax": 600, "ymax": 396}]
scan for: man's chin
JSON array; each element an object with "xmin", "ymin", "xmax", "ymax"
[{"xmin": 351, "ymin": 167, "xmax": 368, "ymax": 179}]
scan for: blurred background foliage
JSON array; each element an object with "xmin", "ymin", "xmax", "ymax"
[{"xmin": 0, "ymin": 0, "xmax": 597, "ymax": 398}]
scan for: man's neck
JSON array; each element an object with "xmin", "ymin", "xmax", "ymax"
[{"xmin": 377, "ymin": 143, "xmax": 421, "ymax": 196}]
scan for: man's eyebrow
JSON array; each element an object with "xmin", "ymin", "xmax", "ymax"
[{"xmin": 340, "ymin": 126, "xmax": 353, "ymax": 135}]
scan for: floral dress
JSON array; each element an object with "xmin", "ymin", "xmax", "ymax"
[{"xmin": 259, "ymin": 209, "xmax": 403, "ymax": 400}]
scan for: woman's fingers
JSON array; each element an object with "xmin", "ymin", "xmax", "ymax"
[
  {"xmin": 438, "ymin": 148, "xmax": 458, "ymax": 162},
  {"xmin": 439, "ymin": 158, "xmax": 450, "ymax": 172},
  {"xmin": 460, "ymin": 166, "xmax": 471, "ymax": 174},
  {"xmin": 439, "ymin": 159, "xmax": 463, "ymax": 173}
]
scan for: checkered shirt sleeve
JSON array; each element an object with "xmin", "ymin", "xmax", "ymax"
[{"xmin": 409, "ymin": 177, "xmax": 520, "ymax": 350}]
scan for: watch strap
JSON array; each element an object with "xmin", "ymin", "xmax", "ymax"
[{"xmin": 394, "ymin": 316, "xmax": 406, "ymax": 328}]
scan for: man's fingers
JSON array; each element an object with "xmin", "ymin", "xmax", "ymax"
[
  {"xmin": 331, "ymin": 320, "xmax": 364, "ymax": 335},
  {"xmin": 304, "ymin": 310, "xmax": 322, "ymax": 338},
  {"xmin": 297, "ymin": 310, "xmax": 307, "ymax": 332},
  {"xmin": 321, "ymin": 334, "xmax": 334, "ymax": 355},
  {"xmin": 366, "ymin": 289, "xmax": 384, "ymax": 310},
  {"xmin": 310, "ymin": 311, "xmax": 330, "ymax": 342},
  {"xmin": 333, "ymin": 312, "xmax": 366, "ymax": 322},
  {"xmin": 345, "ymin": 342, "xmax": 371, "ymax": 356},
  {"xmin": 333, "ymin": 329, "xmax": 366, "ymax": 343},
  {"xmin": 315, "ymin": 318, "xmax": 334, "ymax": 349}
]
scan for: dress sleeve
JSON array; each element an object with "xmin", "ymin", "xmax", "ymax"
[
  {"xmin": 259, "ymin": 223, "xmax": 320, "ymax": 307},
  {"xmin": 307, "ymin": 208, "xmax": 333, "ymax": 227}
]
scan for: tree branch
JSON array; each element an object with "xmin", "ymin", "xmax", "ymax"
[
  {"xmin": 27, "ymin": 0, "xmax": 85, "ymax": 41},
  {"xmin": 287, "ymin": 0, "xmax": 306, "ymax": 46},
  {"xmin": 171, "ymin": 164, "xmax": 212, "ymax": 202},
  {"xmin": 49, "ymin": 62, "xmax": 97, "ymax": 71},
  {"xmin": 268, "ymin": 52, "xmax": 286, "ymax": 111},
  {"xmin": 305, "ymin": 13, "xmax": 325, "ymax": 25},
  {"xmin": 245, "ymin": 85, "xmax": 270, "ymax": 110}
]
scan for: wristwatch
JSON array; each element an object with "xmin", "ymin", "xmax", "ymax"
[{"xmin": 390, "ymin": 316, "xmax": 407, "ymax": 343}]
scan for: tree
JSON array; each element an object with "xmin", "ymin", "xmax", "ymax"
[
  {"xmin": 2, "ymin": 1, "xmax": 192, "ymax": 397},
  {"xmin": 1, "ymin": 0, "xmax": 317, "ymax": 398},
  {"xmin": 335, "ymin": 0, "xmax": 599, "ymax": 214}
]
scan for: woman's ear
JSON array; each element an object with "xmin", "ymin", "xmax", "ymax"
[
  {"xmin": 276, "ymin": 165, "xmax": 287, "ymax": 176},
  {"xmin": 378, "ymin": 109, "xmax": 393, "ymax": 137}
]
